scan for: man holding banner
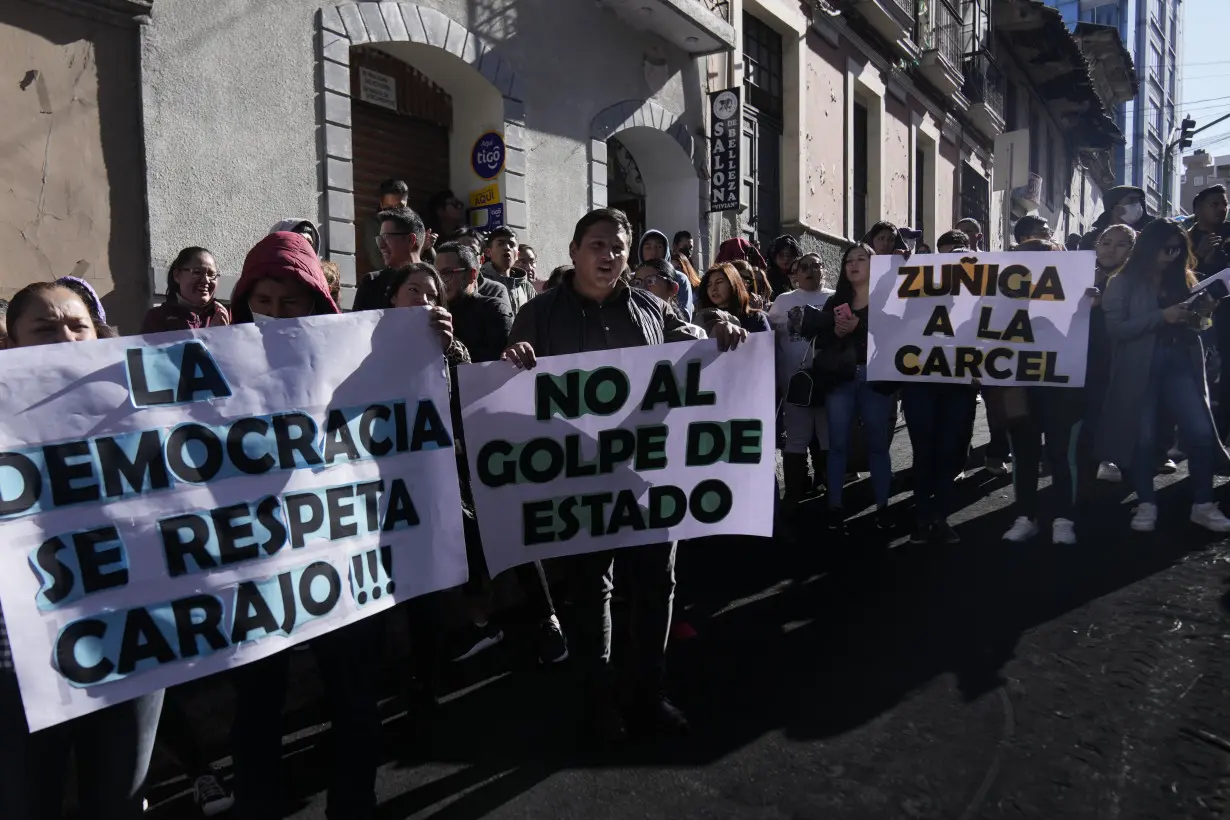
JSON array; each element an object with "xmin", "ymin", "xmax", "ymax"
[{"xmin": 475, "ymin": 208, "xmax": 754, "ymax": 742}]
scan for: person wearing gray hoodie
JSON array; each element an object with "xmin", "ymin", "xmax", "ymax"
[{"xmin": 639, "ymin": 229, "xmax": 692, "ymax": 319}]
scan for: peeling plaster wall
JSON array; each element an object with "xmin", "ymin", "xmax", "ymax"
[
  {"xmin": 882, "ymin": 93, "xmax": 910, "ymax": 226},
  {"xmin": 141, "ymin": 0, "xmax": 702, "ymax": 297},
  {"xmin": 803, "ymin": 29, "xmax": 844, "ymax": 235},
  {"xmin": 938, "ymin": 132, "xmax": 960, "ymax": 232},
  {"xmin": 0, "ymin": 2, "xmax": 148, "ymax": 331}
]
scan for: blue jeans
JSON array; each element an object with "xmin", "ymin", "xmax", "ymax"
[
  {"xmin": 0, "ymin": 668, "xmax": 163, "ymax": 820},
  {"xmin": 901, "ymin": 384, "xmax": 977, "ymax": 523},
  {"xmin": 231, "ymin": 618, "xmax": 384, "ymax": 820},
  {"xmin": 826, "ymin": 366, "xmax": 893, "ymax": 509},
  {"xmin": 1132, "ymin": 342, "xmax": 1217, "ymax": 504}
]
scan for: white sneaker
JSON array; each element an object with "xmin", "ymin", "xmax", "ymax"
[
  {"xmin": 1052, "ymin": 518, "xmax": 1077, "ymax": 545},
  {"xmin": 1003, "ymin": 517, "xmax": 1039, "ymax": 542},
  {"xmin": 194, "ymin": 775, "xmax": 235, "ymax": 817},
  {"xmin": 1191, "ymin": 503, "xmax": 1230, "ymax": 533},
  {"xmin": 1131, "ymin": 502, "xmax": 1158, "ymax": 532},
  {"xmin": 1096, "ymin": 462, "xmax": 1122, "ymax": 483}
]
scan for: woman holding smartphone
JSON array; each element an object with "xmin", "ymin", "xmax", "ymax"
[
  {"xmin": 788, "ymin": 243, "xmax": 895, "ymax": 532},
  {"xmin": 1097, "ymin": 220, "xmax": 1230, "ymax": 533}
]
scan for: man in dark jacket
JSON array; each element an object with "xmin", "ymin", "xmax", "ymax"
[
  {"xmin": 503, "ymin": 208, "xmax": 747, "ymax": 742},
  {"xmin": 1189, "ymin": 184, "xmax": 1230, "ymax": 278},
  {"xmin": 1080, "ymin": 185, "xmax": 1155, "ymax": 250},
  {"xmin": 353, "ymin": 206, "xmax": 425, "ymax": 312},
  {"xmin": 437, "ymin": 241, "xmax": 513, "ymax": 363}
]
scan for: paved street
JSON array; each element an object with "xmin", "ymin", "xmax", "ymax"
[{"xmin": 146, "ymin": 409, "xmax": 1230, "ymax": 819}]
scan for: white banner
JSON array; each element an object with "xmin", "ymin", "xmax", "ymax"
[
  {"xmin": 457, "ymin": 333, "xmax": 776, "ymax": 575},
  {"xmin": 866, "ymin": 251, "xmax": 1095, "ymax": 387},
  {"xmin": 0, "ymin": 310, "xmax": 466, "ymax": 731}
]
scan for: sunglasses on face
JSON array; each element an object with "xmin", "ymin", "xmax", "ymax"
[{"xmin": 1162, "ymin": 244, "xmax": 1185, "ymax": 256}]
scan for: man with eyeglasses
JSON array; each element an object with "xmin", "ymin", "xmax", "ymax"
[{"xmin": 353, "ymin": 206, "xmax": 426, "ymax": 312}]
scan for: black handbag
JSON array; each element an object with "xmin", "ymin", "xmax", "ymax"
[{"xmin": 785, "ymin": 338, "xmax": 821, "ymax": 407}]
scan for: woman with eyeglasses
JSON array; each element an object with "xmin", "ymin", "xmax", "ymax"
[
  {"xmin": 1097, "ymin": 220, "xmax": 1230, "ymax": 533},
  {"xmin": 140, "ymin": 246, "xmax": 231, "ymax": 333}
]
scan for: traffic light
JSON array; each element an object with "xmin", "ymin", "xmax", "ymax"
[{"xmin": 1180, "ymin": 116, "xmax": 1197, "ymax": 149}]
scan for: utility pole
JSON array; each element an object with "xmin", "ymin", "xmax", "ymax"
[{"xmin": 1164, "ymin": 111, "xmax": 1230, "ymax": 215}]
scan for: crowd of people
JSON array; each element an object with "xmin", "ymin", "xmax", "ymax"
[{"xmin": 2, "ymin": 174, "xmax": 1230, "ymax": 819}]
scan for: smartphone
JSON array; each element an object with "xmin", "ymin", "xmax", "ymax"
[{"xmin": 834, "ymin": 303, "xmax": 853, "ymax": 321}]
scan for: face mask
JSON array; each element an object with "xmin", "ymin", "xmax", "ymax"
[
  {"xmin": 251, "ymin": 311, "xmax": 277, "ymax": 324},
  {"xmin": 1120, "ymin": 202, "xmax": 1143, "ymax": 225}
]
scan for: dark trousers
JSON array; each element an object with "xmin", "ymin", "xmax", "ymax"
[
  {"xmin": 0, "ymin": 668, "xmax": 163, "ymax": 820},
  {"xmin": 901, "ymin": 384, "xmax": 977, "ymax": 524},
  {"xmin": 231, "ymin": 618, "xmax": 385, "ymax": 820},
  {"xmin": 462, "ymin": 504, "xmax": 556, "ymax": 621},
  {"xmin": 567, "ymin": 542, "xmax": 676, "ymax": 697},
  {"xmin": 1009, "ymin": 389, "xmax": 1084, "ymax": 521}
]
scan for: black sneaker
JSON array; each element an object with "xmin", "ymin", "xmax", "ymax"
[
  {"xmin": 873, "ymin": 508, "xmax": 894, "ymax": 532},
  {"xmin": 826, "ymin": 507, "xmax": 846, "ymax": 532},
  {"xmin": 193, "ymin": 774, "xmax": 234, "ymax": 817},
  {"xmin": 931, "ymin": 521, "xmax": 961, "ymax": 544},
  {"xmin": 589, "ymin": 696, "xmax": 628, "ymax": 742},
  {"xmin": 627, "ymin": 695, "xmax": 690, "ymax": 737},
  {"xmin": 537, "ymin": 619, "xmax": 569, "ymax": 664},
  {"xmin": 908, "ymin": 523, "xmax": 931, "ymax": 544},
  {"xmin": 447, "ymin": 622, "xmax": 504, "ymax": 662}
]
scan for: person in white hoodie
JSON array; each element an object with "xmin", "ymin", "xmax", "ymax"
[{"xmin": 768, "ymin": 253, "xmax": 835, "ymax": 506}]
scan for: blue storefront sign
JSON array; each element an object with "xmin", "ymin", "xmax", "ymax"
[{"xmin": 471, "ymin": 132, "xmax": 505, "ymax": 180}]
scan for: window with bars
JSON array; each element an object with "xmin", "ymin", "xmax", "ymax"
[
  {"xmin": 961, "ymin": 162, "xmax": 989, "ymax": 240},
  {"xmin": 915, "ymin": 148, "xmax": 926, "ymax": 238},
  {"xmin": 742, "ymin": 14, "xmax": 784, "ymax": 247},
  {"xmin": 743, "ymin": 14, "xmax": 783, "ymax": 120},
  {"xmin": 853, "ymin": 103, "xmax": 869, "ymax": 241}
]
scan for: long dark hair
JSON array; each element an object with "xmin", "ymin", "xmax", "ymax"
[
  {"xmin": 769, "ymin": 234, "xmax": 801, "ymax": 272},
  {"xmin": 165, "ymin": 247, "xmax": 215, "ymax": 302},
  {"xmin": 861, "ymin": 221, "xmax": 901, "ymax": 251},
  {"xmin": 832, "ymin": 242, "xmax": 874, "ymax": 308},
  {"xmin": 1118, "ymin": 220, "xmax": 1197, "ymax": 293},
  {"xmin": 385, "ymin": 262, "xmax": 446, "ymax": 307},
  {"xmin": 697, "ymin": 263, "xmax": 751, "ymax": 316}
]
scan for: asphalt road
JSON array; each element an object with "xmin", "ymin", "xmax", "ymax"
[{"xmin": 145, "ymin": 408, "xmax": 1230, "ymax": 819}]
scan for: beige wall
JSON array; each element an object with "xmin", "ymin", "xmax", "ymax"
[
  {"xmin": 0, "ymin": 1, "xmax": 148, "ymax": 332},
  {"xmin": 803, "ymin": 29, "xmax": 845, "ymax": 235},
  {"xmin": 882, "ymin": 94, "xmax": 911, "ymax": 227}
]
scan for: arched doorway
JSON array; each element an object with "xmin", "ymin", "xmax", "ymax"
[
  {"xmin": 350, "ymin": 46, "xmax": 452, "ymax": 276},
  {"xmin": 607, "ymin": 136, "xmax": 646, "ymax": 246},
  {"xmin": 317, "ymin": 4, "xmax": 530, "ymax": 302},
  {"xmin": 590, "ymin": 100, "xmax": 701, "ymax": 265}
]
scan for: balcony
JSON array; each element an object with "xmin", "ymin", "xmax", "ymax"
[
  {"xmin": 918, "ymin": 0, "xmax": 964, "ymax": 100},
  {"xmin": 962, "ymin": 51, "xmax": 1006, "ymax": 138},
  {"xmin": 852, "ymin": 0, "xmax": 919, "ymax": 60},
  {"xmin": 597, "ymin": 0, "xmax": 735, "ymax": 55}
]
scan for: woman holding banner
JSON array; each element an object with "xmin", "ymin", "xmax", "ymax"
[
  {"xmin": 1097, "ymin": 221, "xmax": 1230, "ymax": 534},
  {"xmin": 787, "ymin": 243, "xmax": 896, "ymax": 533},
  {"xmin": 0, "ymin": 281, "xmax": 164, "ymax": 820}
]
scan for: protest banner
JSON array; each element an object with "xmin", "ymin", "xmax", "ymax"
[
  {"xmin": 457, "ymin": 333, "xmax": 776, "ymax": 575},
  {"xmin": 0, "ymin": 309, "xmax": 466, "ymax": 731},
  {"xmin": 866, "ymin": 251, "xmax": 1095, "ymax": 387}
]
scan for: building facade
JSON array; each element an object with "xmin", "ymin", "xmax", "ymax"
[
  {"xmin": 1181, "ymin": 150, "xmax": 1230, "ymax": 211},
  {"xmin": 1046, "ymin": 0, "xmax": 1185, "ymax": 215}
]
